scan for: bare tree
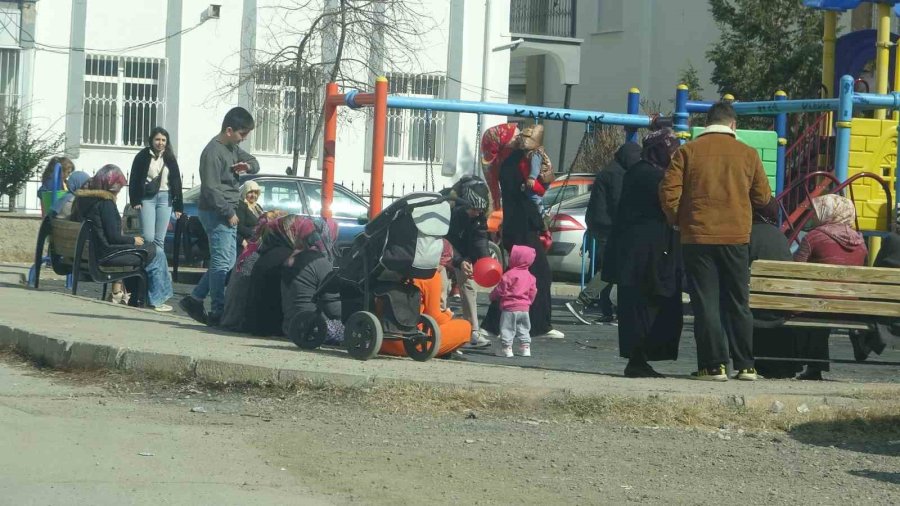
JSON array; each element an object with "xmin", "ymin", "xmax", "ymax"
[{"xmin": 220, "ymin": 0, "xmax": 436, "ymax": 177}]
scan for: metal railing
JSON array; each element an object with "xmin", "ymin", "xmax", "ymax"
[{"xmin": 510, "ymin": 0, "xmax": 577, "ymax": 38}]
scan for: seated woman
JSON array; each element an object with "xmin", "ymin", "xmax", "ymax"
[
  {"xmin": 50, "ymin": 171, "xmax": 90, "ymax": 219},
  {"xmin": 70, "ymin": 165, "xmax": 173, "ymax": 311},
  {"xmin": 244, "ymin": 214, "xmax": 299, "ymax": 336},
  {"xmin": 237, "ymin": 181, "xmax": 264, "ymax": 256},
  {"xmin": 220, "ymin": 211, "xmax": 282, "ymax": 331},
  {"xmin": 281, "ymin": 217, "xmax": 343, "ymax": 345},
  {"xmin": 379, "ymin": 269, "xmax": 472, "ymax": 359},
  {"xmin": 792, "ymin": 194, "xmax": 867, "ymax": 380}
]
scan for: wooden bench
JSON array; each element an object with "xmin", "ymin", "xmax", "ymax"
[
  {"xmin": 749, "ymin": 260, "xmax": 900, "ymax": 330},
  {"xmin": 32, "ymin": 216, "xmax": 150, "ymax": 306}
]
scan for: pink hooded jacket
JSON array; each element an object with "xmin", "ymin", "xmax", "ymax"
[{"xmin": 489, "ymin": 245, "xmax": 537, "ymax": 312}]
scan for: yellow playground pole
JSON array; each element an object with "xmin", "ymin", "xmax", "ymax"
[
  {"xmin": 822, "ymin": 11, "xmax": 837, "ymax": 135},
  {"xmin": 875, "ymin": 3, "xmax": 892, "ymax": 119}
]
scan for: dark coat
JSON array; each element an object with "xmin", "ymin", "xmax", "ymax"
[
  {"xmin": 603, "ymin": 160, "xmax": 681, "ymax": 298},
  {"xmin": 281, "ymin": 250, "xmax": 340, "ymax": 336},
  {"xmin": 586, "ymin": 143, "xmax": 641, "ymax": 235},
  {"xmin": 129, "ymin": 147, "xmax": 184, "ymax": 213},
  {"xmin": 750, "ymin": 222, "xmax": 793, "ymax": 263},
  {"xmin": 70, "ymin": 190, "xmax": 135, "ymax": 256},
  {"xmin": 446, "ymin": 206, "xmax": 490, "ymax": 267},
  {"xmin": 874, "ymin": 232, "xmax": 900, "ymax": 268},
  {"xmin": 246, "ymin": 245, "xmax": 293, "ymax": 336},
  {"xmin": 236, "ymin": 200, "xmax": 263, "ymax": 243},
  {"xmin": 499, "ymin": 149, "xmax": 544, "ymax": 244}
]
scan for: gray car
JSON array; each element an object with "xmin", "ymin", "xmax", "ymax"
[{"xmin": 545, "ymin": 193, "xmax": 596, "ymax": 278}]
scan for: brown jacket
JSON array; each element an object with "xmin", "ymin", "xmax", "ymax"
[{"xmin": 659, "ymin": 126, "xmax": 772, "ymax": 244}]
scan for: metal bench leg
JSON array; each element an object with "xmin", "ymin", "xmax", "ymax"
[{"xmin": 101, "ymin": 282, "xmax": 107, "ymax": 302}]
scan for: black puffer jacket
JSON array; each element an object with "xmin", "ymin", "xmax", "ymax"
[
  {"xmin": 586, "ymin": 143, "xmax": 642, "ymax": 235},
  {"xmin": 446, "ymin": 206, "xmax": 490, "ymax": 267}
]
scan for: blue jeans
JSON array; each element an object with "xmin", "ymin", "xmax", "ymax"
[
  {"xmin": 191, "ymin": 209, "xmax": 236, "ymax": 315},
  {"xmin": 141, "ymin": 191, "xmax": 173, "ymax": 307}
]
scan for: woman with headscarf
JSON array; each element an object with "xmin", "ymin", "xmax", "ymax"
[
  {"xmin": 481, "ymin": 126, "xmax": 563, "ymax": 340},
  {"xmin": 281, "ymin": 216, "xmax": 343, "ymax": 344},
  {"xmin": 220, "ymin": 211, "xmax": 282, "ymax": 331},
  {"xmin": 236, "ymin": 180, "xmax": 264, "ymax": 255},
  {"xmin": 50, "ymin": 170, "xmax": 90, "ymax": 219},
  {"xmin": 791, "ymin": 194, "xmax": 867, "ymax": 380},
  {"xmin": 243, "ymin": 214, "xmax": 302, "ymax": 336},
  {"xmin": 602, "ymin": 129, "xmax": 683, "ymax": 378},
  {"xmin": 480, "ymin": 123, "xmax": 519, "ymax": 212},
  {"xmin": 70, "ymin": 165, "xmax": 173, "ymax": 310}
]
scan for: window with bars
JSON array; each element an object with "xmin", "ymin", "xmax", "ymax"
[
  {"xmin": 0, "ymin": 48, "xmax": 18, "ymax": 124},
  {"xmin": 252, "ymin": 65, "xmax": 320, "ymax": 156},
  {"xmin": 81, "ymin": 54, "xmax": 166, "ymax": 147},
  {"xmin": 385, "ymin": 73, "xmax": 445, "ymax": 163}
]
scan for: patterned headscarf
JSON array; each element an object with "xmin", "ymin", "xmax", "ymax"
[
  {"xmin": 236, "ymin": 210, "xmax": 286, "ymax": 274},
  {"xmin": 86, "ymin": 164, "xmax": 127, "ymax": 193},
  {"xmin": 641, "ymin": 128, "xmax": 680, "ymax": 170},
  {"xmin": 480, "ymin": 123, "xmax": 519, "ymax": 210},
  {"xmin": 813, "ymin": 194, "xmax": 856, "ymax": 226},
  {"xmin": 283, "ymin": 215, "xmax": 340, "ymax": 267}
]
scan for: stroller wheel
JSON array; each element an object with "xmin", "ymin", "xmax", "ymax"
[
  {"xmin": 404, "ymin": 314, "xmax": 442, "ymax": 362},
  {"xmin": 288, "ymin": 311, "xmax": 328, "ymax": 350},
  {"xmin": 345, "ymin": 311, "xmax": 383, "ymax": 360}
]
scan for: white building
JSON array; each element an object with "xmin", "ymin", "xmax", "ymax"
[{"xmin": 1, "ymin": 0, "xmax": 512, "ymax": 211}]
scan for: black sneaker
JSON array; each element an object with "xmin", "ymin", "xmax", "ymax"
[
  {"xmin": 179, "ymin": 296, "xmax": 207, "ymax": 324},
  {"xmin": 594, "ymin": 314, "xmax": 617, "ymax": 326},
  {"xmin": 564, "ymin": 300, "xmax": 592, "ymax": 325}
]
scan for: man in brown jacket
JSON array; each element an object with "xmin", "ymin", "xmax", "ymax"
[{"xmin": 659, "ymin": 102, "xmax": 774, "ymax": 381}]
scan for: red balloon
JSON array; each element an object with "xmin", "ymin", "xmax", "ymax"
[{"xmin": 473, "ymin": 257, "xmax": 502, "ymax": 287}]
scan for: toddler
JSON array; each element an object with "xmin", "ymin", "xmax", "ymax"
[{"xmin": 489, "ymin": 245, "xmax": 537, "ymax": 357}]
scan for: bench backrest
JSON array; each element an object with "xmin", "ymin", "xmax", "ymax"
[
  {"xmin": 749, "ymin": 260, "xmax": 900, "ymax": 317},
  {"xmin": 49, "ymin": 219, "xmax": 84, "ymax": 264}
]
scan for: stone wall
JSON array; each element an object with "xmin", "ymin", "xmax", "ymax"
[{"xmin": 0, "ymin": 214, "xmax": 41, "ymax": 262}]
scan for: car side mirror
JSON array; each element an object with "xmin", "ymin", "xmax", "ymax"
[{"xmin": 357, "ymin": 215, "xmax": 369, "ymax": 225}]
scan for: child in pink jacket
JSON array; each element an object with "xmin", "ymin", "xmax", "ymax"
[{"xmin": 489, "ymin": 245, "xmax": 537, "ymax": 357}]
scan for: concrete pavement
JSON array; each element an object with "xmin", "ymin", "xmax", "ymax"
[{"xmin": 1, "ymin": 282, "xmax": 900, "ymax": 408}]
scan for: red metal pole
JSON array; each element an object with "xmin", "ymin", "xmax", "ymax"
[
  {"xmin": 322, "ymin": 82, "xmax": 339, "ymax": 219},
  {"xmin": 369, "ymin": 76, "xmax": 388, "ymax": 218}
]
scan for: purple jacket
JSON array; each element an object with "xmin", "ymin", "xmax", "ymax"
[{"xmin": 490, "ymin": 245, "xmax": 537, "ymax": 312}]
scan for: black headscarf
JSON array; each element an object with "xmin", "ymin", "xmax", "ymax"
[{"xmin": 641, "ymin": 128, "xmax": 680, "ymax": 170}]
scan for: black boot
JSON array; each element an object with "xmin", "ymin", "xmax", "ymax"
[{"xmin": 624, "ymin": 359, "xmax": 664, "ymax": 378}]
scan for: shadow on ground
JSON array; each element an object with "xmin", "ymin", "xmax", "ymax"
[{"xmin": 790, "ymin": 415, "xmax": 900, "ymax": 457}]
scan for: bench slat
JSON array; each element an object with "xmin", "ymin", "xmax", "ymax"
[
  {"xmin": 751, "ymin": 260, "xmax": 900, "ymax": 285},
  {"xmin": 750, "ymin": 293, "xmax": 900, "ymax": 317},
  {"xmin": 750, "ymin": 276, "xmax": 900, "ymax": 300}
]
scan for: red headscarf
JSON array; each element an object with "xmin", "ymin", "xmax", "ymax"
[
  {"xmin": 480, "ymin": 123, "xmax": 519, "ymax": 210},
  {"xmin": 86, "ymin": 164, "xmax": 128, "ymax": 194}
]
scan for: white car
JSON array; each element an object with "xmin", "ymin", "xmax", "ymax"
[{"xmin": 546, "ymin": 193, "xmax": 596, "ymax": 279}]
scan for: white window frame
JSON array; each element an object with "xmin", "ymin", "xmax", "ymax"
[
  {"xmin": 0, "ymin": 47, "xmax": 19, "ymax": 121},
  {"xmin": 385, "ymin": 73, "xmax": 445, "ymax": 163},
  {"xmin": 251, "ymin": 65, "xmax": 319, "ymax": 156},
  {"xmin": 81, "ymin": 54, "xmax": 167, "ymax": 147}
]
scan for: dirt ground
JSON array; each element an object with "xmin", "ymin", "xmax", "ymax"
[{"xmin": 2, "ymin": 352, "xmax": 899, "ymax": 505}]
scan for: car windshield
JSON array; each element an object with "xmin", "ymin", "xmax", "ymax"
[{"xmin": 302, "ymin": 182, "xmax": 368, "ymax": 219}]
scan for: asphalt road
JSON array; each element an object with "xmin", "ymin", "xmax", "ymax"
[{"xmin": 37, "ymin": 274, "xmax": 900, "ymax": 384}]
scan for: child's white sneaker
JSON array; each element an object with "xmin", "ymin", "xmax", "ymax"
[
  {"xmin": 496, "ymin": 345, "xmax": 513, "ymax": 358},
  {"xmin": 517, "ymin": 343, "xmax": 531, "ymax": 357}
]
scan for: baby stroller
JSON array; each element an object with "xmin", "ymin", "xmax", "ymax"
[{"xmin": 289, "ymin": 192, "xmax": 451, "ymax": 361}]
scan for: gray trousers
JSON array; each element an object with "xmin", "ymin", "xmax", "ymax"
[
  {"xmin": 500, "ymin": 311, "xmax": 532, "ymax": 346},
  {"xmin": 454, "ymin": 267, "xmax": 479, "ymax": 335}
]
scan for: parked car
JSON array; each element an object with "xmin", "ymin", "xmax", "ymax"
[
  {"xmin": 543, "ymin": 173, "xmax": 595, "ymax": 209},
  {"xmin": 165, "ymin": 174, "xmax": 369, "ymax": 264},
  {"xmin": 545, "ymin": 192, "xmax": 591, "ymax": 278}
]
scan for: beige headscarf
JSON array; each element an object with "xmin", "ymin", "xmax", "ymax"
[
  {"xmin": 812, "ymin": 194, "xmax": 856, "ymax": 226},
  {"xmin": 240, "ymin": 180, "xmax": 264, "ymax": 217},
  {"xmin": 518, "ymin": 124, "xmax": 544, "ymax": 151}
]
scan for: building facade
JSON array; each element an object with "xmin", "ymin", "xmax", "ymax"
[{"xmin": 1, "ymin": 0, "xmax": 511, "ymax": 211}]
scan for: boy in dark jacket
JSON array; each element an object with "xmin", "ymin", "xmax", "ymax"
[
  {"xmin": 180, "ymin": 107, "xmax": 260, "ymax": 325},
  {"xmin": 446, "ymin": 176, "xmax": 492, "ymax": 348},
  {"xmin": 565, "ymin": 143, "xmax": 641, "ymax": 325}
]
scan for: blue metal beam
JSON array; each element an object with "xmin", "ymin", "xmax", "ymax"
[{"xmin": 383, "ymin": 96, "xmax": 653, "ymax": 128}]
